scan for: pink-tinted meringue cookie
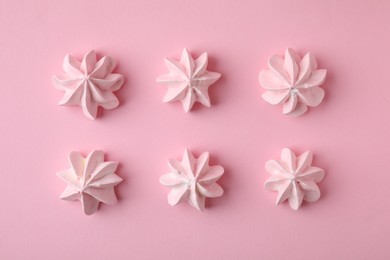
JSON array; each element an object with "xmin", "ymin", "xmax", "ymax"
[
  {"xmin": 264, "ymin": 148, "xmax": 325, "ymax": 210},
  {"xmin": 259, "ymin": 48, "xmax": 327, "ymax": 116},
  {"xmin": 57, "ymin": 150, "xmax": 122, "ymax": 215},
  {"xmin": 160, "ymin": 149, "xmax": 224, "ymax": 211},
  {"xmin": 52, "ymin": 50, "xmax": 124, "ymax": 119},
  {"xmin": 156, "ymin": 48, "xmax": 221, "ymax": 112}
]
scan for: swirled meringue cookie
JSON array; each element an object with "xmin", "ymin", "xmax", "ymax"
[
  {"xmin": 52, "ymin": 50, "xmax": 124, "ymax": 119},
  {"xmin": 264, "ymin": 148, "xmax": 325, "ymax": 210},
  {"xmin": 57, "ymin": 150, "xmax": 122, "ymax": 215},
  {"xmin": 259, "ymin": 48, "xmax": 327, "ymax": 116},
  {"xmin": 156, "ymin": 48, "xmax": 221, "ymax": 113},
  {"xmin": 160, "ymin": 149, "xmax": 224, "ymax": 211}
]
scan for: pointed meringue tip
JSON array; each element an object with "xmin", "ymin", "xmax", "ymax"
[
  {"xmin": 52, "ymin": 76, "xmax": 65, "ymax": 91},
  {"xmin": 183, "ymin": 148, "xmax": 193, "ymax": 160},
  {"xmin": 90, "ymin": 149, "xmax": 104, "ymax": 156},
  {"xmin": 69, "ymin": 150, "xmax": 81, "ymax": 157},
  {"xmin": 159, "ymin": 176, "xmax": 165, "ymax": 185},
  {"xmin": 260, "ymin": 93, "xmax": 267, "ymax": 102},
  {"xmin": 282, "ymin": 108, "xmax": 296, "ymax": 115},
  {"xmin": 116, "ymin": 174, "xmax": 123, "ymax": 183},
  {"xmin": 198, "ymin": 51, "xmax": 208, "ymax": 60},
  {"xmin": 106, "ymin": 197, "xmax": 118, "ymax": 206},
  {"xmin": 84, "ymin": 112, "xmax": 97, "ymax": 120},
  {"xmin": 83, "ymin": 211, "xmax": 94, "ymax": 216},
  {"xmin": 182, "ymin": 48, "xmax": 193, "ymax": 61},
  {"xmin": 286, "ymin": 47, "xmax": 295, "ymax": 54},
  {"xmin": 82, "ymin": 106, "xmax": 98, "ymax": 120},
  {"xmin": 193, "ymin": 203, "xmax": 204, "ymax": 212},
  {"xmin": 182, "ymin": 98, "xmax": 195, "ymax": 113},
  {"xmin": 168, "ymin": 198, "xmax": 177, "ymax": 206},
  {"xmin": 258, "ymin": 69, "xmax": 264, "ymax": 80},
  {"xmin": 290, "ymin": 111, "xmax": 305, "ymax": 117}
]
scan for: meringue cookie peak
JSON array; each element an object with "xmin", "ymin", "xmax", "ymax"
[
  {"xmin": 52, "ymin": 50, "xmax": 124, "ymax": 119},
  {"xmin": 57, "ymin": 150, "xmax": 122, "ymax": 215},
  {"xmin": 264, "ymin": 148, "xmax": 325, "ymax": 210},
  {"xmin": 259, "ymin": 48, "xmax": 327, "ymax": 116},
  {"xmin": 156, "ymin": 48, "xmax": 221, "ymax": 112},
  {"xmin": 160, "ymin": 149, "xmax": 224, "ymax": 211}
]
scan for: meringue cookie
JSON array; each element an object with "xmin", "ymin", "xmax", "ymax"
[
  {"xmin": 264, "ymin": 148, "xmax": 325, "ymax": 210},
  {"xmin": 52, "ymin": 50, "xmax": 124, "ymax": 119},
  {"xmin": 259, "ymin": 48, "xmax": 327, "ymax": 116},
  {"xmin": 156, "ymin": 48, "xmax": 221, "ymax": 112},
  {"xmin": 160, "ymin": 149, "xmax": 224, "ymax": 211},
  {"xmin": 57, "ymin": 150, "xmax": 122, "ymax": 215}
]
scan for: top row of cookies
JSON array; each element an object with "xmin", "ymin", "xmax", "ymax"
[{"xmin": 52, "ymin": 48, "xmax": 327, "ymax": 119}]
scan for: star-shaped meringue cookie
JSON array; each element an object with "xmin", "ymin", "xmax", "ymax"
[
  {"xmin": 264, "ymin": 148, "xmax": 325, "ymax": 210},
  {"xmin": 52, "ymin": 50, "xmax": 124, "ymax": 119},
  {"xmin": 259, "ymin": 48, "xmax": 327, "ymax": 116},
  {"xmin": 160, "ymin": 149, "xmax": 224, "ymax": 211},
  {"xmin": 156, "ymin": 48, "xmax": 221, "ymax": 112},
  {"xmin": 57, "ymin": 150, "xmax": 122, "ymax": 215}
]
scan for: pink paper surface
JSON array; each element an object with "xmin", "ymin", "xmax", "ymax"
[{"xmin": 1, "ymin": 1, "xmax": 390, "ymax": 259}]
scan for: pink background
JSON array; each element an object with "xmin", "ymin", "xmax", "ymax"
[{"xmin": 1, "ymin": 0, "xmax": 390, "ymax": 259}]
